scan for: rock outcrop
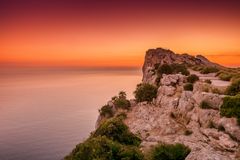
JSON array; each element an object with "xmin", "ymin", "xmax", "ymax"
[
  {"xmin": 125, "ymin": 74, "xmax": 239, "ymax": 160},
  {"xmin": 96, "ymin": 48, "xmax": 239, "ymax": 160},
  {"xmin": 142, "ymin": 48, "xmax": 221, "ymax": 83}
]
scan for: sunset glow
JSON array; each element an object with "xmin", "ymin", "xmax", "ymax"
[{"xmin": 1, "ymin": 0, "xmax": 240, "ymax": 67}]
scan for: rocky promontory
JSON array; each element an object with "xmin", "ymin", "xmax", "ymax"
[{"xmin": 66, "ymin": 48, "xmax": 240, "ymax": 160}]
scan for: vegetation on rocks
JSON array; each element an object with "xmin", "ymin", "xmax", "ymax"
[
  {"xmin": 92, "ymin": 117, "xmax": 142, "ymax": 146},
  {"xmin": 199, "ymin": 101, "xmax": 212, "ymax": 109},
  {"xmin": 156, "ymin": 63, "xmax": 190, "ymax": 76},
  {"xmin": 64, "ymin": 136, "xmax": 144, "ymax": 160},
  {"xmin": 200, "ymin": 67, "xmax": 219, "ymax": 74},
  {"xmin": 220, "ymin": 94, "xmax": 240, "ymax": 124},
  {"xmin": 226, "ymin": 79, "xmax": 240, "ymax": 96},
  {"xmin": 183, "ymin": 83, "xmax": 193, "ymax": 91},
  {"xmin": 65, "ymin": 117, "xmax": 143, "ymax": 160},
  {"xmin": 149, "ymin": 143, "xmax": 191, "ymax": 160},
  {"xmin": 187, "ymin": 74, "xmax": 199, "ymax": 83},
  {"xmin": 134, "ymin": 83, "xmax": 158, "ymax": 102},
  {"xmin": 218, "ymin": 72, "xmax": 232, "ymax": 81},
  {"xmin": 99, "ymin": 104, "xmax": 114, "ymax": 118},
  {"xmin": 113, "ymin": 91, "xmax": 131, "ymax": 110}
]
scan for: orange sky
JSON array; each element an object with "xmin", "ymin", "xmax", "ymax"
[{"xmin": 1, "ymin": 0, "xmax": 240, "ymax": 67}]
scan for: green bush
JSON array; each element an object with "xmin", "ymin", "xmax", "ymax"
[
  {"xmin": 199, "ymin": 101, "xmax": 212, "ymax": 109},
  {"xmin": 114, "ymin": 98, "xmax": 131, "ymax": 110},
  {"xmin": 150, "ymin": 143, "xmax": 191, "ymax": 160},
  {"xmin": 205, "ymin": 79, "xmax": 212, "ymax": 84},
  {"xmin": 226, "ymin": 79, "xmax": 240, "ymax": 96},
  {"xmin": 187, "ymin": 74, "xmax": 199, "ymax": 83},
  {"xmin": 218, "ymin": 73, "xmax": 232, "ymax": 81},
  {"xmin": 171, "ymin": 64, "xmax": 190, "ymax": 76},
  {"xmin": 64, "ymin": 136, "xmax": 144, "ymax": 160},
  {"xmin": 99, "ymin": 105, "xmax": 114, "ymax": 118},
  {"xmin": 220, "ymin": 94, "xmax": 240, "ymax": 124},
  {"xmin": 116, "ymin": 112, "xmax": 127, "ymax": 119},
  {"xmin": 157, "ymin": 64, "xmax": 189, "ymax": 76},
  {"xmin": 92, "ymin": 117, "xmax": 142, "ymax": 146},
  {"xmin": 184, "ymin": 83, "xmax": 193, "ymax": 91},
  {"xmin": 112, "ymin": 91, "xmax": 131, "ymax": 110},
  {"xmin": 200, "ymin": 67, "xmax": 219, "ymax": 74},
  {"xmin": 134, "ymin": 83, "xmax": 158, "ymax": 102},
  {"xmin": 157, "ymin": 64, "xmax": 173, "ymax": 75}
]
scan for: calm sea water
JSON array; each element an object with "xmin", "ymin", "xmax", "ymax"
[{"xmin": 0, "ymin": 68, "xmax": 142, "ymax": 160}]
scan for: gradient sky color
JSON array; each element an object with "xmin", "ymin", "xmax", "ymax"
[{"xmin": 1, "ymin": 0, "xmax": 240, "ymax": 67}]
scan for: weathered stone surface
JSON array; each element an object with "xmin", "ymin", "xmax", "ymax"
[
  {"xmin": 158, "ymin": 85, "xmax": 176, "ymax": 96},
  {"xmin": 160, "ymin": 74, "xmax": 185, "ymax": 86},
  {"xmin": 192, "ymin": 91, "xmax": 224, "ymax": 109},
  {"xmin": 219, "ymin": 117, "xmax": 240, "ymax": 142}
]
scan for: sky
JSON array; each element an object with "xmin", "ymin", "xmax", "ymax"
[{"xmin": 1, "ymin": 0, "xmax": 240, "ymax": 68}]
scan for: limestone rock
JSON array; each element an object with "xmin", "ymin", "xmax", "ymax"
[{"xmin": 142, "ymin": 48, "xmax": 221, "ymax": 83}]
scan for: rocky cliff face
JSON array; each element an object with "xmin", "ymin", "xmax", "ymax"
[
  {"xmin": 96, "ymin": 48, "xmax": 239, "ymax": 160},
  {"xmin": 142, "ymin": 48, "xmax": 221, "ymax": 83},
  {"xmin": 125, "ymin": 74, "xmax": 239, "ymax": 160}
]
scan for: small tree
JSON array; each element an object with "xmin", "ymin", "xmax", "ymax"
[{"xmin": 134, "ymin": 83, "xmax": 158, "ymax": 102}]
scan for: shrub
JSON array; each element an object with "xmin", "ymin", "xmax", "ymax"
[
  {"xmin": 205, "ymin": 79, "xmax": 212, "ymax": 84},
  {"xmin": 226, "ymin": 79, "xmax": 240, "ymax": 96},
  {"xmin": 157, "ymin": 64, "xmax": 173, "ymax": 75},
  {"xmin": 157, "ymin": 64, "xmax": 189, "ymax": 76},
  {"xmin": 187, "ymin": 74, "xmax": 199, "ymax": 83},
  {"xmin": 116, "ymin": 112, "xmax": 127, "ymax": 119},
  {"xmin": 64, "ymin": 136, "xmax": 144, "ymax": 160},
  {"xmin": 93, "ymin": 117, "xmax": 142, "ymax": 146},
  {"xmin": 199, "ymin": 101, "xmax": 212, "ymax": 109},
  {"xmin": 113, "ymin": 91, "xmax": 131, "ymax": 110},
  {"xmin": 99, "ymin": 105, "xmax": 114, "ymax": 118},
  {"xmin": 150, "ymin": 143, "xmax": 191, "ymax": 160},
  {"xmin": 114, "ymin": 98, "xmax": 131, "ymax": 110},
  {"xmin": 184, "ymin": 83, "xmax": 193, "ymax": 91},
  {"xmin": 171, "ymin": 64, "xmax": 190, "ymax": 76},
  {"xmin": 219, "ymin": 73, "xmax": 232, "ymax": 81},
  {"xmin": 134, "ymin": 83, "xmax": 158, "ymax": 102},
  {"xmin": 220, "ymin": 94, "xmax": 240, "ymax": 124},
  {"xmin": 200, "ymin": 67, "xmax": 219, "ymax": 74}
]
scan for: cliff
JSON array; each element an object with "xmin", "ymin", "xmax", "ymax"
[{"xmin": 66, "ymin": 48, "xmax": 240, "ymax": 160}]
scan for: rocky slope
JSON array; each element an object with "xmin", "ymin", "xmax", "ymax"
[{"xmin": 96, "ymin": 48, "xmax": 240, "ymax": 160}]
